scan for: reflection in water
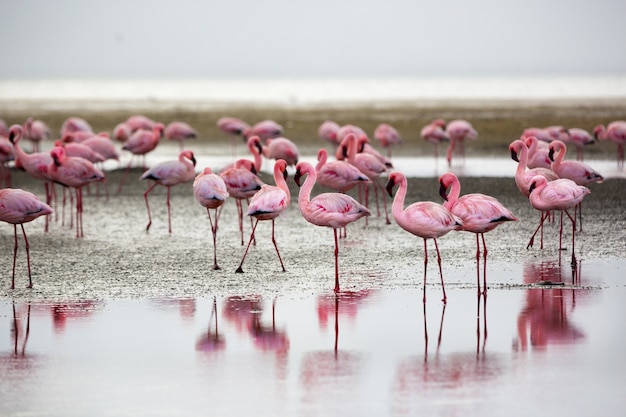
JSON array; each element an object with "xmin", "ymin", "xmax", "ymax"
[
  {"xmin": 392, "ymin": 294, "xmax": 498, "ymax": 415},
  {"xmin": 515, "ymin": 259, "xmax": 585, "ymax": 351},
  {"xmin": 50, "ymin": 301, "xmax": 101, "ymax": 333},
  {"xmin": 196, "ymin": 297, "xmax": 226, "ymax": 353},
  {"xmin": 10, "ymin": 302, "xmax": 31, "ymax": 357}
]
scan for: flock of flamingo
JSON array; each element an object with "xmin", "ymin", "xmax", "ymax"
[{"xmin": 0, "ymin": 115, "xmax": 624, "ymax": 300}]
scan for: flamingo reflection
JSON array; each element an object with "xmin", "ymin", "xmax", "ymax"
[
  {"xmin": 391, "ymin": 294, "xmax": 496, "ymax": 414},
  {"xmin": 50, "ymin": 301, "xmax": 100, "ymax": 334},
  {"xmin": 196, "ymin": 297, "xmax": 226, "ymax": 353},
  {"xmin": 0, "ymin": 302, "xmax": 38, "ymax": 377},
  {"xmin": 300, "ymin": 293, "xmax": 368, "ymax": 407},
  {"xmin": 10, "ymin": 302, "xmax": 31, "ymax": 358},
  {"xmin": 515, "ymin": 260, "xmax": 585, "ymax": 351}
]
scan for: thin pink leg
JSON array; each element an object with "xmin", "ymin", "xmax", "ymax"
[
  {"xmin": 235, "ymin": 219, "xmax": 259, "ymax": 273},
  {"xmin": 433, "ymin": 238, "xmax": 447, "ymax": 304},
  {"xmin": 144, "ymin": 183, "xmax": 158, "ymax": 231},
  {"xmin": 270, "ymin": 219, "xmax": 286, "ymax": 272},
  {"xmin": 333, "ymin": 228, "xmax": 340, "ymax": 293}
]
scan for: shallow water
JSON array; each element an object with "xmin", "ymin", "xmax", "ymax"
[{"xmin": 2, "ymin": 256, "xmax": 625, "ymax": 417}]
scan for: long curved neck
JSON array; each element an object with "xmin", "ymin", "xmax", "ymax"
[
  {"xmin": 248, "ymin": 140, "xmax": 262, "ymax": 172},
  {"xmin": 315, "ymin": 149, "xmax": 327, "ymax": 171},
  {"xmin": 273, "ymin": 165, "xmax": 291, "ymax": 204},
  {"xmin": 552, "ymin": 143, "xmax": 565, "ymax": 167},
  {"xmin": 298, "ymin": 165, "xmax": 316, "ymax": 208},
  {"xmin": 391, "ymin": 176, "xmax": 407, "ymax": 220},
  {"xmin": 10, "ymin": 132, "xmax": 29, "ymax": 161},
  {"xmin": 444, "ymin": 177, "xmax": 460, "ymax": 209}
]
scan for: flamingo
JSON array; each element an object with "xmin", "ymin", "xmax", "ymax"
[
  {"xmin": 318, "ymin": 120, "xmax": 341, "ymax": 147},
  {"xmin": 235, "ymin": 159, "xmax": 290, "ymax": 273},
  {"xmin": 262, "ymin": 137, "xmax": 299, "ymax": 167},
  {"xmin": 22, "ymin": 117, "xmax": 51, "ymax": 152},
  {"xmin": 140, "ymin": 150, "xmax": 197, "ymax": 234},
  {"xmin": 193, "ymin": 167, "xmax": 229, "ymax": 270},
  {"xmin": 60, "ymin": 117, "xmax": 93, "ymax": 137},
  {"xmin": 315, "ymin": 148, "xmax": 371, "ymax": 193},
  {"xmin": 82, "ymin": 134, "xmax": 120, "ymax": 163},
  {"xmin": 243, "ymin": 120, "xmax": 283, "ymax": 141},
  {"xmin": 420, "ymin": 119, "xmax": 449, "ymax": 162},
  {"xmin": 374, "ymin": 123, "xmax": 402, "ymax": 158},
  {"xmin": 385, "ymin": 171, "xmax": 462, "ymax": 303},
  {"xmin": 565, "ymin": 128, "xmax": 595, "ymax": 161},
  {"xmin": 522, "ymin": 135, "xmax": 552, "ymax": 169},
  {"xmin": 219, "ymin": 159, "xmax": 264, "ymax": 245},
  {"xmin": 548, "ymin": 140, "xmax": 603, "ymax": 231},
  {"xmin": 527, "ymin": 176, "xmax": 590, "ymax": 265},
  {"xmin": 113, "ymin": 121, "xmax": 132, "ymax": 143},
  {"xmin": 438, "ymin": 172, "xmax": 518, "ymax": 294},
  {"xmin": 0, "ymin": 136, "xmax": 14, "ymax": 188},
  {"xmin": 126, "ymin": 115, "xmax": 157, "ymax": 132},
  {"xmin": 47, "ymin": 146, "xmax": 105, "ymax": 238},
  {"xmin": 217, "ymin": 116, "xmax": 250, "ymax": 137},
  {"xmin": 345, "ymin": 133, "xmax": 390, "ymax": 224},
  {"xmin": 8, "ymin": 125, "xmax": 55, "ymax": 231},
  {"xmin": 118, "ymin": 122, "xmax": 164, "ymax": 193},
  {"xmin": 54, "ymin": 140, "xmax": 105, "ymax": 164},
  {"xmin": 165, "ymin": 121, "xmax": 197, "ymax": 151},
  {"xmin": 594, "ymin": 121, "xmax": 626, "ymax": 169},
  {"xmin": 510, "ymin": 139, "xmax": 559, "ymax": 249},
  {"xmin": 294, "ymin": 161, "xmax": 371, "ymax": 293},
  {"xmin": 445, "ymin": 119, "xmax": 477, "ymax": 166},
  {"xmin": 0, "ymin": 188, "xmax": 53, "ymax": 289}
]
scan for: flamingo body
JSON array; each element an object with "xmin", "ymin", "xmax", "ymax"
[
  {"xmin": 194, "ymin": 167, "xmax": 229, "ymax": 270},
  {"xmin": 315, "ymin": 148, "xmax": 371, "ymax": 193}
]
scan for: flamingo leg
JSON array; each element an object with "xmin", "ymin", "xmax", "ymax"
[
  {"xmin": 235, "ymin": 219, "xmax": 259, "ymax": 273},
  {"xmin": 422, "ymin": 238, "xmax": 428, "ymax": 304},
  {"xmin": 166, "ymin": 186, "xmax": 172, "ymax": 234},
  {"xmin": 76, "ymin": 187, "xmax": 83, "ymax": 238},
  {"xmin": 143, "ymin": 182, "xmax": 158, "ymax": 231},
  {"xmin": 527, "ymin": 211, "xmax": 549, "ymax": 249},
  {"xmin": 11, "ymin": 224, "xmax": 18, "ymax": 290},
  {"xmin": 559, "ymin": 211, "xmax": 564, "ymax": 251},
  {"xmin": 270, "ymin": 219, "xmax": 286, "ymax": 272},
  {"xmin": 433, "ymin": 238, "xmax": 447, "ymax": 304},
  {"xmin": 235, "ymin": 199, "xmax": 244, "ymax": 245},
  {"xmin": 481, "ymin": 233, "xmax": 488, "ymax": 295},
  {"xmin": 563, "ymin": 209, "xmax": 577, "ymax": 266},
  {"xmin": 333, "ymin": 228, "xmax": 340, "ymax": 293},
  {"xmin": 475, "ymin": 233, "xmax": 481, "ymax": 295},
  {"xmin": 374, "ymin": 178, "xmax": 390, "ymax": 224},
  {"xmin": 117, "ymin": 156, "xmax": 135, "ymax": 194},
  {"xmin": 21, "ymin": 225, "xmax": 32, "ymax": 288},
  {"xmin": 207, "ymin": 208, "xmax": 220, "ymax": 270}
]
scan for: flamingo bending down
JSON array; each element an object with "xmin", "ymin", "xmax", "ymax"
[
  {"xmin": 510, "ymin": 139, "xmax": 559, "ymax": 249},
  {"xmin": 22, "ymin": 117, "xmax": 51, "ymax": 152},
  {"xmin": 548, "ymin": 140, "xmax": 603, "ymax": 231},
  {"xmin": 522, "ymin": 136, "xmax": 552, "ymax": 170},
  {"xmin": 294, "ymin": 161, "xmax": 371, "ymax": 293},
  {"xmin": 565, "ymin": 128, "xmax": 595, "ymax": 161},
  {"xmin": 445, "ymin": 119, "xmax": 477, "ymax": 166},
  {"xmin": 165, "ymin": 121, "xmax": 197, "ymax": 151},
  {"xmin": 48, "ymin": 147, "xmax": 105, "ymax": 238},
  {"xmin": 374, "ymin": 123, "xmax": 402, "ymax": 158},
  {"xmin": 385, "ymin": 171, "xmax": 462, "ymax": 303},
  {"xmin": 243, "ymin": 120, "xmax": 283, "ymax": 141},
  {"xmin": 594, "ymin": 121, "xmax": 626, "ymax": 169},
  {"xmin": 140, "ymin": 150, "xmax": 197, "ymax": 234},
  {"xmin": 235, "ymin": 160, "xmax": 290, "ymax": 273},
  {"xmin": 438, "ymin": 172, "xmax": 518, "ymax": 294},
  {"xmin": 318, "ymin": 120, "xmax": 341, "ymax": 147},
  {"xmin": 60, "ymin": 117, "xmax": 93, "ymax": 137},
  {"xmin": 420, "ymin": 119, "xmax": 449, "ymax": 163},
  {"xmin": 527, "ymin": 176, "xmax": 590, "ymax": 265},
  {"xmin": 315, "ymin": 148, "xmax": 371, "ymax": 193},
  {"xmin": 9, "ymin": 125, "xmax": 55, "ymax": 230},
  {"xmin": 193, "ymin": 167, "xmax": 229, "ymax": 270},
  {"xmin": 262, "ymin": 137, "xmax": 299, "ymax": 167},
  {"xmin": 0, "ymin": 188, "xmax": 53, "ymax": 289}
]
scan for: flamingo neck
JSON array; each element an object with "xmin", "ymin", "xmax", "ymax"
[
  {"xmin": 444, "ymin": 177, "xmax": 460, "ymax": 209},
  {"xmin": 315, "ymin": 149, "xmax": 327, "ymax": 171},
  {"xmin": 391, "ymin": 176, "xmax": 407, "ymax": 220},
  {"xmin": 298, "ymin": 166, "xmax": 315, "ymax": 208},
  {"xmin": 273, "ymin": 165, "xmax": 291, "ymax": 204}
]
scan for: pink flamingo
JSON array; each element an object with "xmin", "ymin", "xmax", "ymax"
[
  {"xmin": 82, "ymin": 134, "xmax": 120, "ymax": 163},
  {"xmin": 318, "ymin": 120, "xmax": 341, "ymax": 147},
  {"xmin": 522, "ymin": 135, "xmax": 552, "ymax": 169},
  {"xmin": 521, "ymin": 127, "xmax": 554, "ymax": 143},
  {"xmin": 374, "ymin": 123, "xmax": 402, "ymax": 158},
  {"xmin": 140, "ymin": 150, "xmax": 197, "ymax": 234},
  {"xmin": 193, "ymin": 167, "xmax": 229, "ymax": 270},
  {"xmin": 0, "ymin": 136, "xmax": 13, "ymax": 188},
  {"xmin": 60, "ymin": 117, "xmax": 93, "ymax": 137},
  {"xmin": 315, "ymin": 148, "xmax": 371, "ymax": 193},
  {"xmin": 235, "ymin": 159, "xmax": 290, "ymax": 273},
  {"xmin": 345, "ymin": 133, "xmax": 390, "ymax": 224},
  {"xmin": 385, "ymin": 171, "xmax": 462, "ymax": 303},
  {"xmin": 118, "ymin": 123, "xmax": 164, "ymax": 193},
  {"xmin": 8, "ymin": 125, "xmax": 55, "ymax": 231},
  {"xmin": 510, "ymin": 139, "xmax": 559, "ymax": 249},
  {"xmin": 217, "ymin": 116, "xmax": 250, "ymax": 136},
  {"xmin": 54, "ymin": 140, "xmax": 105, "ymax": 164},
  {"xmin": 262, "ymin": 137, "xmax": 299, "ymax": 167},
  {"xmin": 420, "ymin": 119, "xmax": 449, "ymax": 162},
  {"xmin": 527, "ymin": 176, "xmax": 590, "ymax": 265},
  {"xmin": 243, "ymin": 120, "xmax": 283, "ymax": 141},
  {"xmin": 165, "ymin": 121, "xmax": 197, "ymax": 151},
  {"xmin": 0, "ymin": 188, "xmax": 52, "ymax": 289},
  {"xmin": 22, "ymin": 117, "xmax": 51, "ymax": 153},
  {"xmin": 219, "ymin": 159, "xmax": 264, "ymax": 245},
  {"xmin": 126, "ymin": 115, "xmax": 157, "ymax": 132},
  {"xmin": 112, "ymin": 122, "xmax": 132, "ymax": 143},
  {"xmin": 438, "ymin": 172, "xmax": 518, "ymax": 294},
  {"xmin": 294, "ymin": 161, "xmax": 371, "ymax": 293},
  {"xmin": 594, "ymin": 121, "xmax": 626, "ymax": 169},
  {"xmin": 48, "ymin": 147, "xmax": 105, "ymax": 238},
  {"xmin": 565, "ymin": 128, "xmax": 595, "ymax": 161},
  {"xmin": 445, "ymin": 119, "xmax": 477, "ymax": 166},
  {"xmin": 548, "ymin": 140, "xmax": 603, "ymax": 231}
]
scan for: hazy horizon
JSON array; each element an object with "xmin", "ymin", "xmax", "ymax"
[{"xmin": 2, "ymin": 0, "xmax": 625, "ymax": 80}]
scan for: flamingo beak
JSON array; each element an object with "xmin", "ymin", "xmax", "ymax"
[
  {"xmin": 385, "ymin": 178, "xmax": 395, "ymax": 197},
  {"xmin": 548, "ymin": 148, "xmax": 555, "ymax": 162},
  {"xmin": 294, "ymin": 169, "xmax": 302, "ymax": 187},
  {"xmin": 438, "ymin": 182, "xmax": 450, "ymax": 201},
  {"xmin": 510, "ymin": 149, "xmax": 520, "ymax": 162}
]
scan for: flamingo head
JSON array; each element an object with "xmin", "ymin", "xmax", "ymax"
[
  {"xmin": 8, "ymin": 124, "xmax": 23, "ymax": 144},
  {"xmin": 181, "ymin": 150, "xmax": 196, "ymax": 166},
  {"xmin": 294, "ymin": 161, "xmax": 312, "ymax": 187},
  {"xmin": 50, "ymin": 146, "xmax": 66, "ymax": 166},
  {"xmin": 385, "ymin": 172, "xmax": 402, "ymax": 197}
]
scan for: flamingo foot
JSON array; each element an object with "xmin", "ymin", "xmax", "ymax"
[{"xmin": 235, "ymin": 267, "xmax": 244, "ymax": 273}]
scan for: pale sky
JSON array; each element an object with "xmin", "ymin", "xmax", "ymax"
[{"xmin": 1, "ymin": 0, "xmax": 625, "ymax": 79}]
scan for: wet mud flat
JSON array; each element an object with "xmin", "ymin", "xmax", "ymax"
[{"xmin": 1, "ymin": 166, "xmax": 624, "ymax": 301}]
